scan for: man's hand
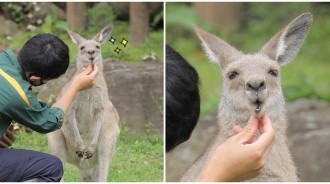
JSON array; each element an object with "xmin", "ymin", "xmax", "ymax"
[
  {"xmin": 71, "ymin": 64, "xmax": 99, "ymax": 92},
  {"xmin": 52, "ymin": 64, "xmax": 99, "ymax": 114},
  {"xmin": 199, "ymin": 114, "xmax": 275, "ymax": 182},
  {"xmin": 0, "ymin": 124, "xmax": 16, "ymax": 148}
]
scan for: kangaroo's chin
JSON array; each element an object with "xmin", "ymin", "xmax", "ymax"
[{"xmin": 249, "ymin": 99, "xmax": 266, "ymax": 118}]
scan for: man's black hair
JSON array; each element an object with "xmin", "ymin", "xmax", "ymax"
[
  {"xmin": 166, "ymin": 45, "xmax": 200, "ymax": 152},
  {"xmin": 19, "ymin": 33, "xmax": 69, "ymax": 80}
]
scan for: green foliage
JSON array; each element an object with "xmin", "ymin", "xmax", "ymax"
[
  {"xmin": 166, "ymin": 3, "xmax": 224, "ymax": 116},
  {"xmin": 151, "ymin": 10, "xmax": 163, "ymax": 28},
  {"xmin": 86, "ymin": 3, "xmax": 117, "ymax": 36},
  {"xmin": 1, "ymin": 12, "xmax": 76, "ymax": 62},
  {"xmin": 99, "ymin": 22, "xmax": 164, "ymax": 62},
  {"xmin": 0, "ymin": 2, "xmax": 46, "ymax": 30},
  {"xmin": 0, "ymin": 3, "xmax": 163, "ymax": 63},
  {"xmin": 13, "ymin": 124, "xmax": 163, "ymax": 182},
  {"xmin": 239, "ymin": 3, "xmax": 312, "ymax": 52},
  {"xmin": 144, "ymin": 121, "xmax": 159, "ymax": 135},
  {"xmin": 167, "ymin": 2, "xmax": 330, "ymax": 116},
  {"xmin": 166, "ymin": 3, "xmax": 217, "ymax": 45}
]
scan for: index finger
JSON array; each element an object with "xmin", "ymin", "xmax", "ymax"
[
  {"xmin": 88, "ymin": 64, "xmax": 99, "ymax": 78},
  {"xmin": 252, "ymin": 114, "xmax": 275, "ymax": 150},
  {"xmin": 236, "ymin": 115, "xmax": 259, "ymax": 143},
  {"xmin": 259, "ymin": 114, "xmax": 272, "ymax": 134}
]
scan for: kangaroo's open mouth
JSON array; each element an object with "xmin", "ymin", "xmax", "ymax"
[
  {"xmin": 89, "ymin": 57, "xmax": 94, "ymax": 64},
  {"xmin": 254, "ymin": 100, "xmax": 262, "ymax": 113}
]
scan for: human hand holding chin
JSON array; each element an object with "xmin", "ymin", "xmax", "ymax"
[
  {"xmin": 199, "ymin": 114, "xmax": 275, "ymax": 182},
  {"xmin": 72, "ymin": 64, "xmax": 99, "ymax": 92}
]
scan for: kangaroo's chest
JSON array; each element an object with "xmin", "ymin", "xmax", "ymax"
[{"xmin": 73, "ymin": 87, "xmax": 105, "ymax": 129}]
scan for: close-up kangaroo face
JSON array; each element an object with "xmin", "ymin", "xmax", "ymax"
[
  {"xmin": 194, "ymin": 13, "xmax": 313, "ymax": 117},
  {"xmin": 223, "ymin": 54, "xmax": 281, "ymax": 116},
  {"xmin": 77, "ymin": 40, "xmax": 101, "ymax": 64},
  {"xmin": 67, "ymin": 24, "xmax": 113, "ymax": 69}
]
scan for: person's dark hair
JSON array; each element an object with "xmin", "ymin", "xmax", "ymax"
[
  {"xmin": 166, "ymin": 45, "xmax": 200, "ymax": 152},
  {"xmin": 19, "ymin": 33, "xmax": 69, "ymax": 80}
]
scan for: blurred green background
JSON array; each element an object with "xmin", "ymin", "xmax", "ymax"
[
  {"xmin": 167, "ymin": 2, "xmax": 330, "ymax": 116},
  {"xmin": 0, "ymin": 2, "xmax": 163, "ymax": 63}
]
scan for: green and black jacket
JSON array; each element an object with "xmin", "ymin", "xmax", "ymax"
[{"xmin": 0, "ymin": 49, "xmax": 64, "ymax": 137}]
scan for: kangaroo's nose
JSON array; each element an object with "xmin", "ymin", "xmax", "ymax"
[
  {"xmin": 246, "ymin": 80, "xmax": 266, "ymax": 92},
  {"xmin": 88, "ymin": 50, "xmax": 95, "ymax": 55}
]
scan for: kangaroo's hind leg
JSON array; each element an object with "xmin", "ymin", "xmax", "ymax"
[
  {"xmin": 97, "ymin": 126, "xmax": 120, "ymax": 181},
  {"xmin": 47, "ymin": 129, "xmax": 68, "ymax": 181},
  {"xmin": 79, "ymin": 166, "xmax": 94, "ymax": 182},
  {"xmin": 96, "ymin": 152, "xmax": 111, "ymax": 182}
]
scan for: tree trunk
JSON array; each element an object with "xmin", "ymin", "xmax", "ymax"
[
  {"xmin": 129, "ymin": 2, "xmax": 149, "ymax": 45},
  {"xmin": 193, "ymin": 2, "xmax": 242, "ymax": 30},
  {"xmin": 66, "ymin": 2, "xmax": 86, "ymax": 30}
]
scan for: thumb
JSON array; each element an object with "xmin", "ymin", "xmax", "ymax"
[
  {"xmin": 237, "ymin": 115, "xmax": 259, "ymax": 144},
  {"xmin": 233, "ymin": 125, "xmax": 243, "ymax": 135},
  {"xmin": 88, "ymin": 64, "xmax": 99, "ymax": 78},
  {"xmin": 253, "ymin": 114, "xmax": 275, "ymax": 151}
]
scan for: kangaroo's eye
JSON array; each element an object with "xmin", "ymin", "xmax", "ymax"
[
  {"xmin": 96, "ymin": 45, "xmax": 100, "ymax": 49},
  {"xmin": 228, "ymin": 71, "xmax": 239, "ymax": 80},
  {"xmin": 268, "ymin": 69, "xmax": 278, "ymax": 77},
  {"xmin": 80, "ymin": 46, "xmax": 85, "ymax": 50}
]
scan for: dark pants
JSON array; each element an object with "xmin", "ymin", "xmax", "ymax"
[{"xmin": 0, "ymin": 148, "xmax": 63, "ymax": 182}]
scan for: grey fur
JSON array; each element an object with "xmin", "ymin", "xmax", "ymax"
[
  {"xmin": 181, "ymin": 13, "xmax": 312, "ymax": 182},
  {"xmin": 47, "ymin": 24, "xmax": 120, "ymax": 182}
]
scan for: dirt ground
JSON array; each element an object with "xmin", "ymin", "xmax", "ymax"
[{"xmin": 166, "ymin": 98, "xmax": 330, "ymax": 182}]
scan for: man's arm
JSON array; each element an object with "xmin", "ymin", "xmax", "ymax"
[
  {"xmin": 4, "ymin": 64, "xmax": 99, "ymax": 134},
  {"xmin": 52, "ymin": 64, "xmax": 98, "ymax": 114}
]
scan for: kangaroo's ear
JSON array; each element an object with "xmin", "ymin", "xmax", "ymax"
[
  {"xmin": 67, "ymin": 30, "xmax": 86, "ymax": 45},
  {"xmin": 193, "ymin": 25, "xmax": 242, "ymax": 69},
  {"xmin": 93, "ymin": 24, "xmax": 113, "ymax": 44},
  {"xmin": 260, "ymin": 13, "xmax": 313, "ymax": 66}
]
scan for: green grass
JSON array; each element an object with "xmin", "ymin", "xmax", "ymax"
[
  {"xmin": 13, "ymin": 125, "xmax": 163, "ymax": 182},
  {"xmin": 108, "ymin": 131, "xmax": 163, "ymax": 181}
]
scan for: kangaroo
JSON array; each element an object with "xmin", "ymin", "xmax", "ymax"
[
  {"xmin": 47, "ymin": 24, "xmax": 120, "ymax": 182},
  {"xmin": 181, "ymin": 13, "xmax": 313, "ymax": 182}
]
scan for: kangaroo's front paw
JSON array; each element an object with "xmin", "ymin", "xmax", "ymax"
[
  {"xmin": 75, "ymin": 143, "xmax": 84, "ymax": 158},
  {"xmin": 76, "ymin": 147, "xmax": 94, "ymax": 159},
  {"xmin": 76, "ymin": 150, "xmax": 84, "ymax": 158},
  {"xmin": 82, "ymin": 149, "xmax": 94, "ymax": 159},
  {"xmin": 76, "ymin": 146, "xmax": 95, "ymax": 159}
]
